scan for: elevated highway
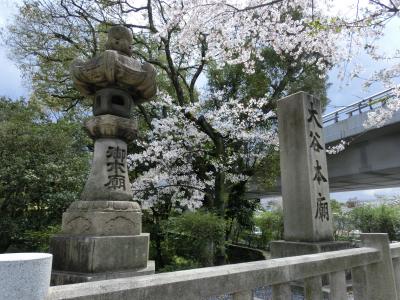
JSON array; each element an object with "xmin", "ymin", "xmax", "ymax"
[{"xmin": 247, "ymin": 89, "xmax": 400, "ymax": 197}]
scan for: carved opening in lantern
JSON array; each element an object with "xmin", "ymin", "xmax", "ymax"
[
  {"xmin": 93, "ymin": 88, "xmax": 132, "ymax": 118},
  {"xmin": 111, "ymin": 95, "xmax": 124, "ymax": 106}
]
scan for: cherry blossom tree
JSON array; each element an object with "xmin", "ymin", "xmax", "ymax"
[
  {"xmin": 328, "ymin": 1, "xmax": 400, "ymax": 128},
  {"xmin": 2, "ymin": 0, "xmax": 343, "ymax": 217}
]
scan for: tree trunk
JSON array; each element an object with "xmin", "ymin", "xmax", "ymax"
[
  {"xmin": 214, "ymin": 172, "xmax": 226, "ymax": 216},
  {"xmin": 226, "ymin": 218, "xmax": 234, "ymax": 241},
  {"xmin": 153, "ymin": 218, "xmax": 165, "ymax": 269},
  {"xmin": 214, "ymin": 170, "xmax": 227, "ymax": 265},
  {"xmin": 0, "ymin": 233, "xmax": 11, "ymax": 253}
]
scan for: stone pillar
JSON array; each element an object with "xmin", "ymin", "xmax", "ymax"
[
  {"xmin": 278, "ymin": 92, "xmax": 333, "ymax": 242},
  {"xmin": 270, "ymin": 92, "xmax": 349, "ymax": 271},
  {"xmin": 358, "ymin": 233, "xmax": 398, "ymax": 300},
  {"xmin": 50, "ymin": 89, "xmax": 154, "ymax": 285}
]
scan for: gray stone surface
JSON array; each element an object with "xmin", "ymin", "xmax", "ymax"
[
  {"xmin": 270, "ymin": 239, "xmax": 351, "ymax": 293},
  {"xmin": 392, "ymin": 257, "xmax": 400, "ymax": 300},
  {"xmin": 327, "ymin": 119, "xmax": 400, "ymax": 192},
  {"xmin": 360, "ymin": 233, "xmax": 398, "ymax": 300},
  {"xmin": 271, "ymin": 92, "xmax": 346, "ymax": 300},
  {"xmin": 270, "ymin": 240, "xmax": 351, "ymax": 258},
  {"xmin": 232, "ymin": 290, "xmax": 252, "ymax": 300},
  {"xmin": 271, "ymin": 283, "xmax": 291, "ymax": 300},
  {"xmin": 62, "ymin": 201, "xmax": 142, "ymax": 236},
  {"xmin": 47, "ymin": 246, "xmax": 380, "ymax": 300},
  {"xmin": 324, "ymin": 102, "xmax": 400, "ymax": 144},
  {"xmin": 0, "ymin": 252, "xmax": 52, "ymax": 300},
  {"xmin": 248, "ymin": 108, "xmax": 400, "ymax": 196},
  {"xmin": 70, "ymin": 25, "xmax": 157, "ymax": 103},
  {"xmin": 62, "ymin": 210, "xmax": 141, "ymax": 236},
  {"xmin": 93, "ymin": 88, "xmax": 132, "ymax": 118},
  {"xmin": 51, "ymin": 261, "xmax": 155, "ymax": 286},
  {"xmin": 329, "ymin": 270, "xmax": 347, "ymax": 300},
  {"xmin": 304, "ymin": 276, "xmax": 322, "ymax": 300},
  {"xmin": 80, "ymin": 138, "xmax": 132, "ymax": 202},
  {"xmin": 50, "ymin": 25, "xmax": 155, "ymax": 286},
  {"xmin": 85, "ymin": 114, "xmax": 137, "ymax": 142},
  {"xmin": 50, "ymin": 234, "xmax": 149, "ymax": 273},
  {"xmin": 277, "ymin": 92, "xmax": 333, "ymax": 242},
  {"xmin": 66, "ymin": 200, "xmax": 140, "ymax": 211}
]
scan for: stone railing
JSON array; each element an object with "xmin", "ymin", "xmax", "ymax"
[{"xmin": 47, "ymin": 233, "xmax": 400, "ymax": 300}]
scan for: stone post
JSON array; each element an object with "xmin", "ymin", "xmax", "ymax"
[
  {"xmin": 270, "ymin": 92, "xmax": 350, "ymax": 297},
  {"xmin": 355, "ymin": 233, "xmax": 398, "ymax": 300},
  {"xmin": 278, "ymin": 92, "xmax": 333, "ymax": 242},
  {"xmin": 49, "ymin": 26, "xmax": 157, "ymax": 285},
  {"xmin": 271, "ymin": 92, "xmax": 349, "ymax": 258}
]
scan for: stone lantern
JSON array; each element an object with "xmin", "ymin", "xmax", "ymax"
[{"xmin": 50, "ymin": 26, "xmax": 156, "ymax": 285}]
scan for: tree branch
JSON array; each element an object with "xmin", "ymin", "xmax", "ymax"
[
  {"xmin": 189, "ymin": 35, "xmax": 207, "ymax": 103},
  {"xmin": 137, "ymin": 103, "xmax": 154, "ymax": 130},
  {"xmin": 226, "ymin": 0, "xmax": 284, "ymax": 12},
  {"xmin": 162, "ymin": 33, "xmax": 186, "ymax": 105}
]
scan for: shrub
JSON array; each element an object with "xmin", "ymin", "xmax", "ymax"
[
  {"xmin": 253, "ymin": 210, "xmax": 284, "ymax": 249},
  {"xmin": 15, "ymin": 225, "xmax": 61, "ymax": 252},
  {"xmin": 0, "ymin": 98, "xmax": 90, "ymax": 252},
  {"xmin": 163, "ymin": 211, "xmax": 225, "ymax": 267},
  {"xmin": 158, "ymin": 256, "xmax": 201, "ymax": 273},
  {"xmin": 349, "ymin": 204, "xmax": 400, "ymax": 241}
]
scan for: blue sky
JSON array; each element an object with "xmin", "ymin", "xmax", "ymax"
[
  {"xmin": 0, "ymin": 0, "xmax": 29, "ymax": 99},
  {"xmin": 0, "ymin": 1, "xmax": 399, "ymax": 202},
  {"xmin": 325, "ymin": 14, "xmax": 400, "ymax": 201}
]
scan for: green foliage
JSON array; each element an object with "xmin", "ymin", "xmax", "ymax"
[
  {"xmin": 0, "ymin": 97, "xmax": 90, "ymax": 252},
  {"xmin": 162, "ymin": 211, "xmax": 226, "ymax": 267},
  {"xmin": 331, "ymin": 201, "xmax": 400, "ymax": 242},
  {"xmin": 2, "ymin": 1, "xmax": 331, "ymax": 264},
  {"xmin": 207, "ymin": 47, "xmax": 330, "ymax": 109},
  {"xmin": 2, "ymin": 2, "xmax": 93, "ymax": 110},
  {"xmin": 204, "ymin": 46, "xmax": 330, "ymax": 242},
  {"xmin": 253, "ymin": 210, "xmax": 284, "ymax": 248},
  {"xmin": 225, "ymin": 181, "xmax": 260, "ymax": 240},
  {"xmin": 158, "ymin": 256, "xmax": 201, "ymax": 273},
  {"xmin": 15, "ymin": 225, "xmax": 61, "ymax": 252},
  {"xmin": 330, "ymin": 199, "xmax": 342, "ymax": 215},
  {"xmin": 331, "ymin": 199, "xmax": 353, "ymax": 240},
  {"xmin": 349, "ymin": 204, "xmax": 400, "ymax": 241},
  {"xmin": 251, "ymin": 151, "xmax": 281, "ymax": 198}
]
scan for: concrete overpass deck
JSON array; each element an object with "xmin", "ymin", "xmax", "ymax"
[{"xmin": 247, "ymin": 89, "xmax": 400, "ymax": 197}]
